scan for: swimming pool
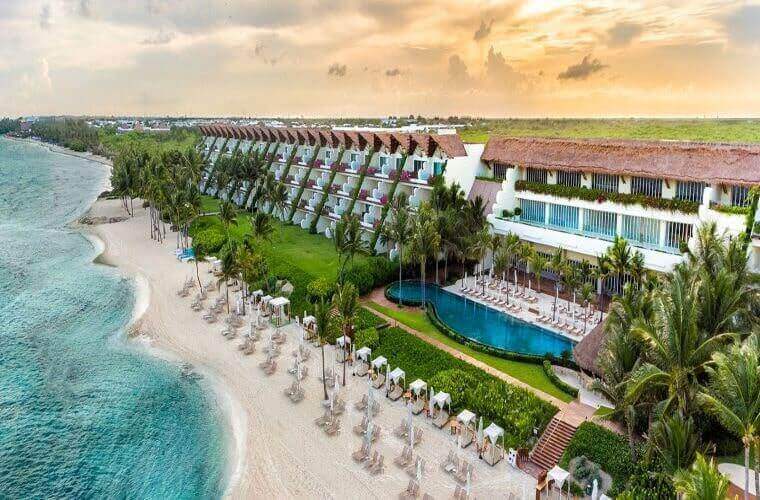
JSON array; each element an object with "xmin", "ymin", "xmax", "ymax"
[{"xmin": 386, "ymin": 281, "xmax": 575, "ymax": 359}]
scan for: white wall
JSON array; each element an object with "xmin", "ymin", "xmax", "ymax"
[{"xmin": 444, "ymin": 143, "xmax": 486, "ymax": 198}]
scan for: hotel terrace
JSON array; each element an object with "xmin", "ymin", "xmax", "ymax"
[{"xmin": 198, "ymin": 124, "xmax": 760, "ymax": 278}]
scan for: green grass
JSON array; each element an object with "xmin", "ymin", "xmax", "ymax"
[
  {"xmin": 200, "ymin": 195, "xmax": 220, "ymax": 213},
  {"xmin": 366, "ymin": 301, "xmax": 574, "ymax": 402},
  {"xmin": 459, "ymin": 118, "xmax": 760, "ymax": 144},
  {"xmin": 98, "ymin": 128, "xmax": 199, "ymax": 155}
]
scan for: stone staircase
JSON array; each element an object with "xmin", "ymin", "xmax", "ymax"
[{"xmin": 526, "ymin": 416, "xmax": 578, "ymax": 474}]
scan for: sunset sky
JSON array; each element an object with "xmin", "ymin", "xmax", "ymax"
[{"xmin": 1, "ymin": 0, "xmax": 758, "ymax": 118}]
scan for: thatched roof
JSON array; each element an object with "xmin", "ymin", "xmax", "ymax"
[
  {"xmin": 572, "ymin": 319, "xmax": 606, "ymax": 376},
  {"xmin": 482, "ymin": 136, "xmax": 760, "ymax": 186}
]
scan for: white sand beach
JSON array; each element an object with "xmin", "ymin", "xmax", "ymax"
[{"xmin": 83, "ymin": 198, "xmax": 537, "ymax": 499}]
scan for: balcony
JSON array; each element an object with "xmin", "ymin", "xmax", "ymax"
[
  {"xmin": 345, "ymin": 160, "xmax": 361, "ymax": 174},
  {"xmin": 409, "ymin": 169, "xmax": 432, "ymax": 185}
]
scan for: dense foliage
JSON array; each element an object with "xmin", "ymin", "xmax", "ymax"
[
  {"xmin": 373, "ymin": 326, "xmax": 557, "ymax": 449},
  {"xmin": 0, "ymin": 117, "xmax": 20, "ymax": 134},
  {"xmin": 560, "ymin": 422, "xmax": 636, "ymax": 495},
  {"xmin": 514, "ymin": 180, "xmax": 700, "ymax": 214},
  {"xmin": 541, "ymin": 361, "xmax": 579, "ymax": 398},
  {"xmin": 192, "ymin": 228, "xmax": 226, "ymax": 255},
  {"xmin": 31, "ymin": 119, "xmax": 100, "ymax": 153}
]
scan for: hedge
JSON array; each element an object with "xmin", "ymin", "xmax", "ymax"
[
  {"xmin": 559, "ymin": 422, "xmax": 635, "ymax": 494},
  {"xmin": 344, "ymin": 256, "xmax": 398, "ymax": 295},
  {"xmin": 711, "ymin": 203, "xmax": 750, "ymax": 215},
  {"xmin": 192, "ymin": 228, "xmax": 226, "ymax": 255},
  {"xmin": 542, "ymin": 361, "xmax": 579, "ymax": 398},
  {"xmin": 374, "ymin": 326, "xmax": 557, "ymax": 449},
  {"xmin": 515, "ymin": 180, "xmax": 700, "ymax": 214},
  {"xmin": 355, "ymin": 327, "xmax": 379, "ymax": 350}
]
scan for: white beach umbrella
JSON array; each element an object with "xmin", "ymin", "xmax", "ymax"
[
  {"xmin": 385, "ymin": 363, "xmax": 390, "ymax": 394},
  {"xmin": 409, "ymin": 422, "xmax": 415, "ymax": 450},
  {"xmin": 407, "ymin": 399, "xmax": 413, "ymax": 429},
  {"xmin": 465, "ymin": 469, "xmax": 471, "ymax": 496},
  {"xmin": 416, "ymin": 457, "xmax": 422, "ymax": 482},
  {"xmin": 365, "ymin": 420, "xmax": 374, "ymax": 449},
  {"xmin": 591, "ymin": 479, "xmax": 599, "ymax": 500},
  {"xmin": 429, "ymin": 388, "xmax": 435, "ymax": 412}
]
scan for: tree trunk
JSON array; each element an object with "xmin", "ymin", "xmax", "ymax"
[
  {"xmin": 195, "ymin": 259, "xmax": 203, "ymax": 293},
  {"xmin": 420, "ymin": 260, "xmax": 426, "ymax": 310},
  {"xmin": 754, "ymin": 439, "xmax": 759, "ymax": 500},
  {"xmin": 398, "ymin": 245, "xmax": 403, "ymax": 307},
  {"xmin": 226, "ymin": 281, "xmax": 230, "ymax": 314},
  {"xmin": 744, "ymin": 444, "xmax": 750, "ymax": 500}
]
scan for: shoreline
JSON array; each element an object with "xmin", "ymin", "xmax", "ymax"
[{"xmin": 81, "ymin": 198, "xmax": 535, "ymax": 499}]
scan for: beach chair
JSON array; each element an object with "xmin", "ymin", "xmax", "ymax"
[
  {"xmin": 352, "ymin": 443, "xmax": 370, "ymax": 463},
  {"xmin": 394, "ymin": 419, "xmax": 408, "ymax": 438},
  {"xmin": 355, "ymin": 394, "xmax": 368, "ymax": 411},
  {"xmin": 388, "ymin": 384, "xmax": 403, "ymax": 401},
  {"xmin": 243, "ymin": 342, "xmax": 255, "ymax": 356},
  {"xmin": 289, "ymin": 388, "xmax": 305, "ymax": 403},
  {"xmin": 355, "ymin": 361, "xmax": 369, "ymax": 377},
  {"xmin": 365, "ymin": 450, "xmax": 379, "ymax": 469},
  {"xmin": 394, "ymin": 445, "xmax": 413, "ymax": 468},
  {"xmin": 372, "ymin": 372, "xmax": 386, "ymax": 389},
  {"xmin": 455, "ymin": 462, "xmax": 473, "ymax": 484},
  {"xmin": 369, "ymin": 454, "xmax": 384, "ymax": 475},
  {"xmin": 353, "ymin": 415, "xmax": 369, "ymax": 435},
  {"xmin": 283, "ymin": 381, "xmax": 298, "ymax": 397},
  {"xmin": 413, "ymin": 427, "xmax": 423, "ymax": 446},
  {"xmin": 399, "ymin": 479, "xmax": 419, "ymax": 500},
  {"xmin": 314, "ymin": 410, "xmax": 331, "ymax": 427},
  {"xmin": 412, "ymin": 398, "xmax": 425, "ymax": 415},
  {"xmin": 325, "ymin": 419, "xmax": 341, "ymax": 436},
  {"xmin": 441, "ymin": 450, "xmax": 456, "ymax": 473},
  {"xmin": 433, "ymin": 410, "xmax": 449, "ymax": 429}
]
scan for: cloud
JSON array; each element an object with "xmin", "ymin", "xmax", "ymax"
[
  {"xmin": 558, "ymin": 55, "xmax": 608, "ymax": 80},
  {"xmin": 485, "ymin": 46, "xmax": 525, "ymax": 88},
  {"xmin": 327, "ymin": 63, "xmax": 347, "ymax": 77},
  {"xmin": 385, "ymin": 68, "xmax": 401, "ymax": 77},
  {"xmin": 721, "ymin": 5, "xmax": 760, "ymax": 46},
  {"xmin": 140, "ymin": 30, "xmax": 175, "ymax": 45},
  {"xmin": 39, "ymin": 5, "xmax": 51, "ymax": 30},
  {"xmin": 447, "ymin": 54, "xmax": 471, "ymax": 88},
  {"xmin": 606, "ymin": 22, "xmax": 643, "ymax": 47},
  {"xmin": 473, "ymin": 19, "xmax": 494, "ymax": 41}
]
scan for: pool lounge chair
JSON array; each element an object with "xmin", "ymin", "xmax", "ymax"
[
  {"xmin": 394, "ymin": 419, "xmax": 408, "ymax": 439},
  {"xmin": 355, "ymin": 394, "xmax": 368, "ymax": 411},
  {"xmin": 406, "ymin": 457, "xmax": 425, "ymax": 478},
  {"xmin": 369, "ymin": 454, "xmax": 385, "ymax": 474},
  {"xmin": 325, "ymin": 419, "xmax": 341, "ymax": 436},
  {"xmin": 355, "ymin": 361, "xmax": 369, "ymax": 377},
  {"xmin": 353, "ymin": 415, "xmax": 369, "ymax": 435},
  {"xmin": 441, "ymin": 450, "xmax": 456, "ymax": 473}
]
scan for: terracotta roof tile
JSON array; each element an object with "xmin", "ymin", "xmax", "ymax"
[{"xmin": 482, "ymin": 136, "xmax": 760, "ymax": 186}]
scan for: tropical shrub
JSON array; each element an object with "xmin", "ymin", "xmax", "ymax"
[
  {"xmin": 192, "ymin": 228, "xmax": 226, "ymax": 255},
  {"xmin": 429, "ymin": 369, "xmax": 477, "ymax": 409},
  {"xmin": 355, "ymin": 327, "xmax": 379, "ymax": 350},
  {"xmin": 356, "ymin": 308, "xmax": 385, "ymax": 330},
  {"xmin": 306, "ymin": 277, "xmax": 336, "ymax": 303},
  {"xmin": 515, "ymin": 180, "xmax": 700, "ymax": 214},
  {"xmin": 560, "ymin": 422, "xmax": 635, "ymax": 494},
  {"xmin": 344, "ymin": 256, "xmax": 398, "ymax": 295}
]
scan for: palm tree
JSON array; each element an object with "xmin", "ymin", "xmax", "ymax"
[
  {"xmin": 579, "ymin": 282, "xmax": 595, "ymax": 333},
  {"xmin": 673, "ymin": 453, "xmax": 729, "ymax": 500},
  {"xmin": 250, "ymin": 212, "xmax": 274, "ymax": 242},
  {"xmin": 313, "ymin": 297, "xmax": 333, "ymax": 400},
  {"xmin": 408, "ymin": 204, "xmax": 441, "ymax": 309},
  {"xmin": 528, "ymin": 251, "xmax": 549, "ymax": 294},
  {"xmin": 333, "ymin": 283, "xmax": 359, "ymax": 386},
  {"xmin": 218, "ymin": 241, "xmax": 241, "ymax": 314},
  {"xmin": 518, "ymin": 242, "xmax": 534, "ymax": 292},
  {"xmin": 607, "ymin": 236, "xmax": 635, "ymax": 294},
  {"xmin": 269, "ymin": 183, "xmax": 288, "ymax": 220},
  {"xmin": 380, "ymin": 200, "xmax": 412, "ymax": 305},
  {"xmin": 698, "ymin": 334, "xmax": 760, "ymax": 500},
  {"xmin": 468, "ymin": 227, "xmax": 491, "ymax": 286},
  {"xmin": 648, "ymin": 413, "xmax": 702, "ymax": 477},
  {"xmin": 219, "ymin": 201, "xmax": 238, "ymax": 239},
  {"xmin": 626, "ymin": 271, "xmax": 737, "ymax": 416},
  {"xmin": 593, "ymin": 253, "xmax": 612, "ymax": 320},
  {"xmin": 334, "ymin": 214, "xmax": 368, "ymax": 283}
]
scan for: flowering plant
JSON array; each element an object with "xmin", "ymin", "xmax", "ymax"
[{"xmin": 359, "ymin": 189, "xmax": 368, "ymax": 200}]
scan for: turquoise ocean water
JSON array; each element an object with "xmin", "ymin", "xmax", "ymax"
[{"xmin": 0, "ymin": 138, "xmax": 227, "ymax": 498}]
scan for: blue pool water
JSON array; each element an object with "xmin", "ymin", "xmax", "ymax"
[
  {"xmin": 387, "ymin": 281, "xmax": 575, "ymax": 358},
  {"xmin": 0, "ymin": 138, "xmax": 227, "ymax": 498}
]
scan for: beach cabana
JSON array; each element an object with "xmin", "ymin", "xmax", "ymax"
[
  {"xmin": 388, "ymin": 367, "xmax": 406, "ymax": 400},
  {"xmin": 409, "ymin": 379, "xmax": 427, "ymax": 415},
  {"xmin": 250, "ymin": 289, "xmax": 264, "ymax": 305},
  {"xmin": 336, "ymin": 335, "xmax": 351, "ymax": 362},
  {"xmin": 456, "ymin": 410, "xmax": 477, "ymax": 448},
  {"xmin": 260, "ymin": 295, "xmax": 273, "ymax": 316},
  {"xmin": 355, "ymin": 347, "xmax": 371, "ymax": 377},
  {"xmin": 431, "ymin": 392, "xmax": 452, "ymax": 428},
  {"xmin": 547, "ymin": 465, "xmax": 571, "ymax": 498},
  {"xmin": 269, "ymin": 297, "xmax": 291, "ymax": 327},
  {"xmin": 302, "ymin": 315, "xmax": 316, "ymax": 340},
  {"xmin": 371, "ymin": 356, "xmax": 387, "ymax": 388},
  {"xmin": 483, "ymin": 423, "xmax": 505, "ymax": 466}
]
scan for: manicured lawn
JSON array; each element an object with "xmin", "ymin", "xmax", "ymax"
[
  {"xmin": 459, "ymin": 118, "xmax": 760, "ymax": 144},
  {"xmin": 200, "ymin": 195, "xmax": 220, "ymax": 213},
  {"xmin": 366, "ymin": 301, "xmax": 574, "ymax": 402}
]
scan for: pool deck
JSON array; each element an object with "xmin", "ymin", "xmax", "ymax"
[{"xmin": 444, "ymin": 277, "xmax": 603, "ymax": 344}]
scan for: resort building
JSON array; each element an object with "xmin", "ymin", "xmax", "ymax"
[
  {"xmin": 480, "ymin": 137, "xmax": 760, "ymax": 276},
  {"xmin": 198, "ymin": 125, "xmax": 760, "ymax": 275},
  {"xmin": 198, "ymin": 124, "xmax": 480, "ymax": 254}
]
